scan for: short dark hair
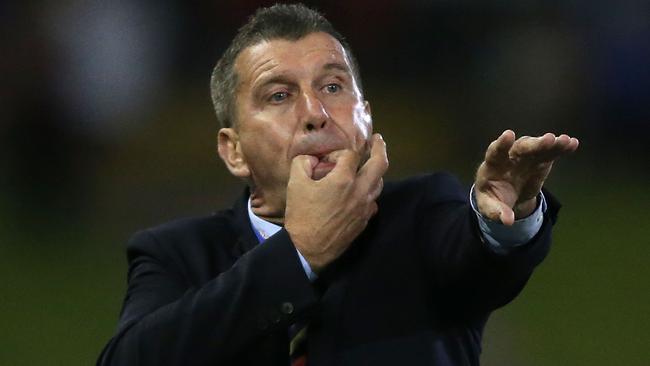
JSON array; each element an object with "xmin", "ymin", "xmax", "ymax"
[{"xmin": 210, "ymin": 3, "xmax": 363, "ymax": 129}]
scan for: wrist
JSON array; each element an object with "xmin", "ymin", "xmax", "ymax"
[
  {"xmin": 286, "ymin": 227, "xmax": 323, "ymax": 273},
  {"xmin": 514, "ymin": 197, "xmax": 537, "ymax": 219}
]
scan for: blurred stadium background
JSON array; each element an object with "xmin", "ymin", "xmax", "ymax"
[{"xmin": 1, "ymin": 1, "xmax": 648, "ymax": 365}]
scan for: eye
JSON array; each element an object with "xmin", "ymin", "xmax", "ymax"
[
  {"xmin": 324, "ymin": 83, "xmax": 341, "ymax": 94},
  {"xmin": 269, "ymin": 91, "xmax": 289, "ymax": 103}
]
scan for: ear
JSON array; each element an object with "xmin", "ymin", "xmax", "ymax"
[{"xmin": 217, "ymin": 128, "xmax": 250, "ymax": 178}]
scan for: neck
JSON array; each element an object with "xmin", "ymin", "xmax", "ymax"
[{"xmin": 250, "ymin": 189, "xmax": 285, "ymax": 224}]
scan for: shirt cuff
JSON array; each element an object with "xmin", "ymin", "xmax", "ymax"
[
  {"xmin": 295, "ymin": 249, "xmax": 318, "ymax": 282},
  {"xmin": 470, "ymin": 185, "xmax": 547, "ymax": 254}
]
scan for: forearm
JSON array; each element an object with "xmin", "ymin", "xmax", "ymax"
[{"xmin": 418, "ymin": 175, "xmax": 559, "ymax": 314}]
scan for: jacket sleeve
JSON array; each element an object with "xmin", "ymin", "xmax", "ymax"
[
  {"xmin": 97, "ymin": 228, "xmax": 319, "ymax": 366},
  {"xmin": 416, "ymin": 173, "xmax": 561, "ymax": 317}
]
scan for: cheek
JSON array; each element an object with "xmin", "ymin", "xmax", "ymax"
[
  {"xmin": 324, "ymin": 99, "xmax": 372, "ymax": 151},
  {"xmin": 242, "ymin": 132, "xmax": 284, "ymax": 159},
  {"xmin": 241, "ymin": 115, "xmax": 293, "ymax": 152},
  {"xmin": 239, "ymin": 124, "xmax": 294, "ymax": 175},
  {"xmin": 351, "ymin": 102, "xmax": 372, "ymax": 148},
  {"xmin": 353, "ymin": 104, "xmax": 371, "ymax": 137}
]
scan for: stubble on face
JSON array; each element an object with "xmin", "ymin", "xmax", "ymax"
[{"xmin": 231, "ymin": 32, "xmax": 372, "ymax": 220}]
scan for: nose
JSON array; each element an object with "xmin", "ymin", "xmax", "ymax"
[{"xmin": 298, "ymin": 91, "xmax": 329, "ymax": 132}]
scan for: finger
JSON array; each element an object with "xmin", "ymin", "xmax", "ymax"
[
  {"xmin": 536, "ymin": 134, "xmax": 580, "ymax": 161},
  {"xmin": 485, "ymin": 130, "xmax": 516, "ymax": 165},
  {"xmin": 289, "ymin": 155, "xmax": 318, "ymax": 181},
  {"xmin": 368, "ymin": 177, "xmax": 384, "ymax": 202},
  {"xmin": 509, "ymin": 133, "xmax": 555, "ymax": 160},
  {"xmin": 539, "ymin": 134, "xmax": 570, "ymax": 160},
  {"xmin": 327, "ymin": 149, "xmax": 361, "ymax": 179},
  {"xmin": 553, "ymin": 134, "xmax": 580, "ymax": 154},
  {"xmin": 358, "ymin": 134, "xmax": 389, "ymax": 184}
]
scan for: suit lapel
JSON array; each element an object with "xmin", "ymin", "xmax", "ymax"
[{"xmin": 227, "ymin": 188, "xmax": 260, "ymax": 258}]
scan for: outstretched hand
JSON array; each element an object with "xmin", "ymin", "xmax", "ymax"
[{"xmin": 474, "ymin": 130, "xmax": 579, "ymax": 226}]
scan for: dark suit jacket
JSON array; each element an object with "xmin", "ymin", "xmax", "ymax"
[{"xmin": 97, "ymin": 172, "xmax": 560, "ymax": 365}]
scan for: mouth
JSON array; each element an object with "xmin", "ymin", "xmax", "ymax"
[
  {"xmin": 292, "ymin": 134, "xmax": 348, "ymax": 179},
  {"xmin": 308, "ymin": 152, "xmax": 335, "ymax": 180}
]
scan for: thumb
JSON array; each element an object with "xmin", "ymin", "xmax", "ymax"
[
  {"xmin": 328, "ymin": 149, "xmax": 360, "ymax": 178},
  {"xmin": 290, "ymin": 155, "xmax": 318, "ymax": 181},
  {"xmin": 476, "ymin": 191, "xmax": 516, "ymax": 226},
  {"xmin": 498, "ymin": 205, "xmax": 516, "ymax": 227}
]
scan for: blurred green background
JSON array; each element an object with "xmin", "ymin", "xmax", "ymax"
[{"xmin": 1, "ymin": 1, "xmax": 648, "ymax": 365}]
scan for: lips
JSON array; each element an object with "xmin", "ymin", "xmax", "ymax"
[
  {"xmin": 295, "ymin": 145, "xmax": 342, "ymax": 167},
  {"xmin": 313, "ymin": 151, "xmax": 335, "ymax": 164},
  {"xmin": 310, "ymin": 152, "xmax": 337, "ymax": 180},
  {"xmin": 292, "ymin": 134, "xmax": 347, "ymax": 179}
]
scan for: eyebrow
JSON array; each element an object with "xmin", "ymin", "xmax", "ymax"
[
  {"xmin": 322, "ymin": 62, "xmax": 352, "ymax": 75},
  {"xmin": 251, "ymin": 73, "xmax": 295, "ymax": 98},
  {"xmin": 254, "ymin": 74, "xmax": 293, "ymax": 89},
  {"xmin": 252, "ymin": 61, "xmax": 353, "ymax": 95}
]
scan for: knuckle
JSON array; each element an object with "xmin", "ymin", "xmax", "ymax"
[
  {"xmin": 344, "ymin": 149, "xmax": 359, "ymax": 162},
  {"xmin": 333, "ymin": 172, "xmax": 354, "ymax": 187},
  {"xmin": 377, "ymin": 139, "xmax": 387, "ymax": 151},
  {"xmin": 381, "ymin": 156, "xmax": 389, "ymax": 170},
  {"xmin": 331, "ymin": 178, "xmax": 346, "ymax": 189}
]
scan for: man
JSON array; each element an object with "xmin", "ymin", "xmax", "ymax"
[{"xmin": 97, "ymin": 4, "xmax": 578, "ymax": 365}]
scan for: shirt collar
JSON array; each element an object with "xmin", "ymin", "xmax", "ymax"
[{"xmin": 247, "ymin": 197, "xmax": 282, "ymax": 243}]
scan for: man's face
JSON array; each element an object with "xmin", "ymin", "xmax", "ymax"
[{"xmin": 222, "ymin": 32, "xmax": 372, "ymax": 216}]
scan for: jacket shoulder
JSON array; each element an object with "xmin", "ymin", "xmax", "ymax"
[
  {"xmin": 145, "ymin": 212, "xmax": 233, "ymax": 241},
  {"xmin": 125, "ymin": 210, "xmax": 237, "ymax": 265}
]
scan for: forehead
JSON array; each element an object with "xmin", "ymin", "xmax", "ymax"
[{"xmin": 234, "ymin": 32, "xmax": 351, "ymax": 85}]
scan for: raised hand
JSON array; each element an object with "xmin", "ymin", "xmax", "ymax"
[
  {"xmin": 285, "ymin": 134, "xmax": 388, "ymax": 273},
  {"xmin": 474, "ymin": 130, "xmax": 579, "ymax": 226}
]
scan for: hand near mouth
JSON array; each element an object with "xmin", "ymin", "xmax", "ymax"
[
  {"xmin": 285, "ymin": 133, "xmax": 388, "ymax": 273},
  {"xmin": 306, "ymin": 138, "xmax": 372, "ymax": 180},
  {"xmin": 307, "ymin": 152, "xmax": 339, "ymax": 181}
]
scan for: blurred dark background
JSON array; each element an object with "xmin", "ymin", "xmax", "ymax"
[{"xmin": 1, "ymin": 1, "xmax": 648, "ymax": 364}]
